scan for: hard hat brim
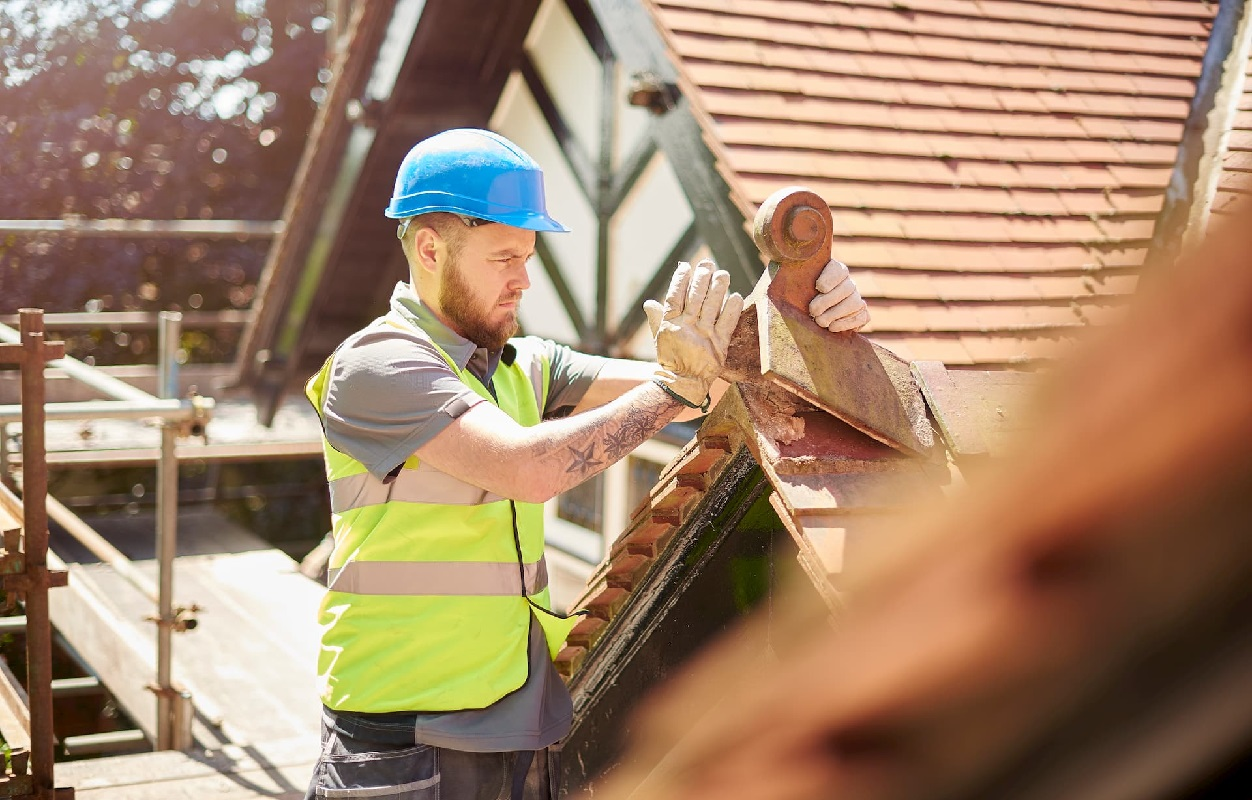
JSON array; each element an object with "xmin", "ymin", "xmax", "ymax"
[{"xmin": 385, "ymin": 192, "xmax": 568, "ymax": 233}]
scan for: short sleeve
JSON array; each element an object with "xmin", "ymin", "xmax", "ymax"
[
  {"xmin": 319, "ymin": 328, "xmax": 486, "ymax": 480},
  {"xmin": 529, "ymin": 338, "xmax": 606, "ymax": 419}
]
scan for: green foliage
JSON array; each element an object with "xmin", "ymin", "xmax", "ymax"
[{"xmin": 0, "ymin": 1, "xmax": 332, "ymax": 364}]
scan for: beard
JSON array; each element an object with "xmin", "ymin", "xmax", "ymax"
[{"xmin": 439, "ymin": 253, "xmax": 520, "ymax": 351}]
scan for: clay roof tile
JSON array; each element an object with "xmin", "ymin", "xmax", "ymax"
[{"xmin": 649, "ymin": 0, "xmax": 1214, "ymax": 365}]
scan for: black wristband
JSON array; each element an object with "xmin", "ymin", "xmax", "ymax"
[{"xmin": 653, "ymin": 378, "xmax": 711, "ymax": 413}]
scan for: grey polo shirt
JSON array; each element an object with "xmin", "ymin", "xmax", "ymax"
[{"xmin": 317, "ymin": 282, "xmax": 606, "ymax": 752}]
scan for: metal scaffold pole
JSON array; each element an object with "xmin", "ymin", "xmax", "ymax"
[
  {"xmin": 153, "ymin": 312, "xmax": 191, "ymax": 751},
  {"xmin": 0, "ymin": 309, "xmax": 74, "ymax": 799},
  {"xmin": 0, "ymin": 319, "xmax": 216, "ymax": 427},
  {"xmin": 1, "ymin": 313, "xmax": 209, "ymax": 753},
  {"xmin": 19, "ymin": 312, "xmax": 56, "ymax": 799}
]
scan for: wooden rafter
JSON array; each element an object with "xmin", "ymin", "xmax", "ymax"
[
  {"xmin": 534, "ymin": 233, "xmax": 592, "ymax": 345},
  {"xmin": 520, "ymin": 55, "xmax": 598, "ymax": 205},
  {"xmin": 234, "ymin": 1, "xmax": 395, "ymax": 400}
]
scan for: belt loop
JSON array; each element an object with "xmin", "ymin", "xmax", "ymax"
[{"xmin": 319, "ymin": 711, "xmax": 338, "ymax": 760}]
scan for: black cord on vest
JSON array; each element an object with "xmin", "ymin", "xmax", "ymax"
[
  {"xmin": 489, "ymin": 366, "xmax": 583, "ymax": 621},
  {"xmin": 510, "ymin": 500, "xmax": 586, "ymax": 621}
]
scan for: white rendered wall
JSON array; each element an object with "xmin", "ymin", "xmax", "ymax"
[
  {"xmin": 610, "ymin": 150, "xmax": 693, "ymax": 357},
  {"xmin": 525, "ymin": 0, "xmax": 602, "ymax": 163},
  {"xmin": 491, "ymin": 71, "xmax": 595, "ymax": 345}
]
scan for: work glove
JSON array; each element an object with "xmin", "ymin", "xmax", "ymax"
[
  {"xmin": 644, "ymin": 259, "xmax": 744, "ymax": 409},
  {"xmin": 809, "ymin": 259, "xmax": 870, "ymax": 332}
]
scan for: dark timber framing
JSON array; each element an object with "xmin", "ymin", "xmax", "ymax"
[
  {"xmin": 535, "ymin": 234, "xmax": 592, "ymax": 343},
  {"xmin": 595, "ymin": 41, "xmax": 615, "ymax": 354},
  {"xmin": 612, "ymin": 220, "xmax": 699, "ymax": 349},
  {"xmin": 520, "ymin": 0, "xmax": 714, "ymax": 354},
  {"xmin": 605, "ymin": 135, "xmax": 657, "ymax": 216},
  {"xmin": 588, "ymin": 0, "xmax": 760, "ymax": 294},
  {"xmin": 520, "ymin": 56, "xmax": 597, "ymax": 205}
]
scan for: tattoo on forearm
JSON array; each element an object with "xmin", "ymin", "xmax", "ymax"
[
  {"xmin": 554, "ymin": 384, "xmax": 680, "ymax": 485},
  {"xmin": 565, "ymin": 442, "xmax": 604, "ymax": 476},
  {"xmin": 603, "ymin": 394, "xmax": 671, "ymax": 463}
]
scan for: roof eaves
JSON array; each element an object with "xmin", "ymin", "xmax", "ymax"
[
  {"xmin": 558, "ymin": 439, "xmax": 759, "ymax": 681},
  {"xmin": 1146, "ymin": 0, "xmax": 1252, "ymax": 268}
]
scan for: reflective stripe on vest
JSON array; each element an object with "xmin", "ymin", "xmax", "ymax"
[
  {"xmin": 328, "ymin": 461, "xmax": 504, "ymax": 513},
  {"xmin": 327, "ymin": 559, "xmax": 548, "ymax": 596}
]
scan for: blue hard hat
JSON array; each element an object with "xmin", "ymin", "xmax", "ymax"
[{"xmin": 385, "ymin": 128, "xmax": 568, "ymax": 232}]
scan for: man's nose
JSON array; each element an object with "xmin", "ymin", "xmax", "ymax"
[{"xmin": 512, "ymin": 260, "xmax": 531, "ymax": 292}]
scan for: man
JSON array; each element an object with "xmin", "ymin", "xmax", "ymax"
[{"xmin": 302, "ymin": 128, "xmax": 870, "ymax": 800}]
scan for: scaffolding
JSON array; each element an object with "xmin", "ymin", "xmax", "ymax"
[
  {"xmin": 0, "ymin": 310, "xmax": 73, "ymax": 799},
  {"xmin": 0, "ymin": 309, "xmax": 217, "ymax": 788}
]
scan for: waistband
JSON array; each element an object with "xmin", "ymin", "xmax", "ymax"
[{"xmin": 324, "ymin": 706, "xmax": 422, "ymax": 745}]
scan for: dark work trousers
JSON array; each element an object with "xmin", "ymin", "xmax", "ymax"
[{"xmin": 304, "ymin": 714, "xmax": 553, "ymax": 800}]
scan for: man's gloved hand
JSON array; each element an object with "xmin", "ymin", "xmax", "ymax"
[
  {"xmin": 809, "ymin": 258, "xmax": 870, "ymax": 332},
  {"xmin": 644, "ymin": 259, "xmax": 743, "ymax": 408}
]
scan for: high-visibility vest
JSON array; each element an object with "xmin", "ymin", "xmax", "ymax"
[{"xmin": 306, "ymin": 320, "xmax": 579, "ymax": 713}]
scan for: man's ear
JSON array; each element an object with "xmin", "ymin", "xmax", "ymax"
[{"xmin": 411, "ymin": 227, "xmax": 442, "ymax": 275}]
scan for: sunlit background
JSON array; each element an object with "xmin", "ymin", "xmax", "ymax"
[
  {"xmin": 1, "ymin": 0, "xmax": 328, "ymax": 364},
  {"xmin": 1, "ymin": 0, "xmax": 338, "ymax": 563}
]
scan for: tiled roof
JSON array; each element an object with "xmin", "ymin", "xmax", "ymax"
[
  {"xmin": 556, "ymin": 348, "xmax": 1034, "ymax": 681},
  {"xmin": 1211, "ymin": 54, "xmax": 1252, "ymax": 220},
  {"xmin": 646, "ymin": 0, "xmax": 1218, "ymax": 366},
  {"xmin": 557, "ymin": 431, "xmax": 739, "ymax": 676},
  {"xmin": 570, "ymin": 153, "xmax": 1252, "ymax": 800},
  {"xmin": 554, "ymin": 188, "xmax": 1037, "ymax": 682}
]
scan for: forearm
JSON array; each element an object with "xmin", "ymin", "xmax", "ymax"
[
  {"xmin": 517, "ymin": 380, "xmax": 683, "ymax": 502},
  {"xmin": 418, "ymin": 378, "xmax": 686, "ymax": 504},
  {"xmin": 573, "ymin": 358, "xmax": 723, "ymax": 422}
]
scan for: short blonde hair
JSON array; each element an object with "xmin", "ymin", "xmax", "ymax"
[{"xmin": 399, "ymin": 211, "xmax": 468, "ymax": 262}]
